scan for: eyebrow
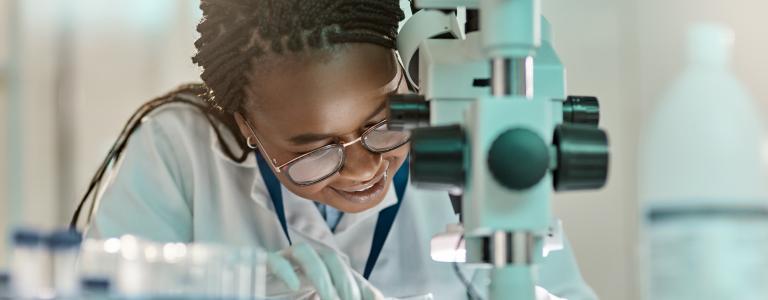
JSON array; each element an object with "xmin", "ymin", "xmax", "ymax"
[{"xmin": 287, "ymin": 100, "xmax": 390, "ymax": 145}]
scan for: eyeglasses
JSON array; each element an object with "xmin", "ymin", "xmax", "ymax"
[{"xmin": 245, "ymin": 119, "xmax": 410, "ymax": 186}]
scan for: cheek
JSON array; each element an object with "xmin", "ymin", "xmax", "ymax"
[
  {"xmin": 277, "ymin": 172, "xmax": 327, "ymax": 195},
  {"xmin": 386, "ymin": 143, "xmax": 410, "ymax": 165},
  {"xmin": 375, "ymin": 143, "xmax": 410, "ymax": 176}
]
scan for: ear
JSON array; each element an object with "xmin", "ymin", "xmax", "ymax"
[{"xmin": 233, "ymin": 112, "xmax": 255, "ymax": 143}]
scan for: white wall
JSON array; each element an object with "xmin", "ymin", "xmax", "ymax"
[
  {"xmin": 0, "ymin": 0, "xmax": 11, "ymax": 272},
  {"xmin": 544, "ymin": 1, "xmax": 640, "ymax": 299},
  {"xmin": 24, "ymin": 0, "xmax": 200, "ymax": 228},
  {"xmin": 1, "ymin": 0, "xmax": 201, "ymax": 268},
  {"xmin": 635, "ymin": 0, "xmax": 768, "ymax": 116},
  {"xmin": 67, "ymin": 0, "xmax": 202, "ymax": 224}
]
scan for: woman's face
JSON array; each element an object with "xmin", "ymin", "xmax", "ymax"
[{"xmin": 235, "ymin": 44, "xmax": 410, "ymax": 213}]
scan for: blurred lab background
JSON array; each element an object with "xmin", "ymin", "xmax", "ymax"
[{"xmin": 1, "ymin": 0, "xmax": 767, "ymax": 299}]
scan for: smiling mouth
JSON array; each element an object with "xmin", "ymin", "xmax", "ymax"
[
  {"xmin": 337, "ymin": 171, "xmax": 386, "ymax": 192},
  {"xmin": 331, "ymin": 163, "xmax": 390, "ymax": 204}
]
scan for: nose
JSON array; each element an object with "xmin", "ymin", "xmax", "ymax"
[{"xmin": 339, "ymin": 142, "xmax": 381, "ymax": 183}]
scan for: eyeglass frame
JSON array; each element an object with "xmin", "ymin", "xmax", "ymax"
[
  {"xmin": 244, "ymin": 118, "xmax": 410, "ymax": 186},
  {"xmin": 241, "ymin": 65, "xmax": 410, "ymax": 186}
]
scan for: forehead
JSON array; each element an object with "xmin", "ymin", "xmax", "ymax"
[{"xmin": 244, "ymin": 44, "xmax": 398, "ymax": 141}]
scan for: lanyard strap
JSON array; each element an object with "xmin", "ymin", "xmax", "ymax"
[
  {"xmin": 256, "ymin": 153, "xmax": 293, "ymax": 245},
  {"xmin": 255, "ymin": 153, "xmax": 409, "ymax": 280},
  {"xmin": 364, "ymin": 158, "xmax": 409, "ymax": 279}
]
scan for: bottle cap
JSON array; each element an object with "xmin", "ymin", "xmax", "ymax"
[
  {"xmin": 0, "ymin": 271, "xmax": 9, "ymax": 285},
  {"xmin": 47, "ymin": 230, "xmax": 83, "ymax": 250},
  {"xmin": 81, "ymin": 277, "xmax": 111, "ymax": 292},
  {"xmin": 12, "ymin": 228, "xmax": 43, "ymax": 247},
  {"xmin": 688, "ymin": 23, "xmax": 734, "ymax": 67}
]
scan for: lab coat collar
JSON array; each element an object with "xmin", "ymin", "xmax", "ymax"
[
  {"xmin": 209, "ymin": 126, "xmax": 257, "ymax": 168},
  {"xmin": 332, "ymin": 180, "xmax": 399, "ymax": 235},
  {"xmin": 176, "ymin": 90, "xmax": 255, "ymax": 169},
  {"xmin": 257, "ymin": 178, "xmax": 400, "ymax": 251}
]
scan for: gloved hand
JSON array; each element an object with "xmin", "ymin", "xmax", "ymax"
[
  {"xmin": 536, "ymin": 286, "xmax": 567, "ymax": 300},
  {"xmin": 268, "ymin": 243, "xmax": 384, "ymax": 300}
]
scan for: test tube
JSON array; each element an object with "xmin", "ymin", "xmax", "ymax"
[
  {"xmin": 78, "ymin": 238, "xmax": 120, "ymax": 297},
  {"xmin": 10, "ymin": 228, "xmax": 50, "ymax": 299},
  {"xmin": 0, "ymin": 271, "xmax": 10, "ymax": 298},
  {"xmin": 79, "ymin": 277, "xmax": 111, "ymax": 300},
  {"xmin": 115, "ymin": 235, "xmax": 149, "ymax": 297},
  {"xmin": 48, "ymin": 230, "xmax": 83, "ymax": 298}
]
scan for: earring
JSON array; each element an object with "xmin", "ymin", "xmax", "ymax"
[{"xmin": 246, "ymin": 136, "xmax": 258, "ymax": 149}]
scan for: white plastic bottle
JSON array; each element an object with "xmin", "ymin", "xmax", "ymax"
[{"xmin": 639, "ymin": 23, "xmax": 768, "ymax": 300}]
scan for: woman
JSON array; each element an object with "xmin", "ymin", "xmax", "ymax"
[{"xmin": 77, "ymin": 0, "xmax": 597, "ymax": 299}]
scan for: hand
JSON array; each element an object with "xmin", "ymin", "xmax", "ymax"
[{"xmin": 268, "ymin": 243, "xmax": 384, "ymax": 300}]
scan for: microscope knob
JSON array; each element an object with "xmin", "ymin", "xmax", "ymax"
[
  {"xmin": 410, "ymin": 125, "xmax": 466, "ymax": 190},
  {"xmin": 552, "ymin": 125, "xmax": 609, "ymax": 191},
  {"xmin": 388, "ymin": 94, "xmax": 430, "ymax": 131},
  {"xmin": 487, "ymin": 128, "xmax": 550, "ymax": 190},
  {"xmin": 563, "ymin": 96, "xmax": 600, "ymax": 126}
]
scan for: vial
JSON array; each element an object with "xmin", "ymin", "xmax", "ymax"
[
  {"xmin": 48, "ymin": 230, "xmax": 83, "ymax": 298},
  {"xmin": 10, "ymin": 228, "xmax": 49, "ymax": 299}
]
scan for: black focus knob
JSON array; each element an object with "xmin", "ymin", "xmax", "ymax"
[
  {"xmin": 487, "ymin": 128, "xmax": 551, "ymax": 190},
  {"xmin": 553, "ymin": 125, "xmax": 609, "ymax": 191},
  {"xmin": 388, "ymin": 94, "xmax": 430, "ymax": 131},
  {"xmin": 563, "ymin": 96, "xmax": 600, "ymax": 126},
  {"xmin": 410, "ymin": 125, "xmax": 466, "ymax": 190}
]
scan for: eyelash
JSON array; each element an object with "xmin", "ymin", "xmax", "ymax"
[{"xmin": 364, "ymin": 121, "xmax": 380, "ymax": 129}]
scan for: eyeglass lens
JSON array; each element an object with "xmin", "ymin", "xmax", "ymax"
[{"xmin": 285, "ymin": 122, "xmax": 409, "ymax": 185}]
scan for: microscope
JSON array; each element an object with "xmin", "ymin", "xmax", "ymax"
[{"xmin": 389, "ymin": 1, "xmax": 609, "ymax": 299}]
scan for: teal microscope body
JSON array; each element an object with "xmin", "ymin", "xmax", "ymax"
[{"xmin": 392, "ymin": 1, "xmax": 608, "ymax": 299}]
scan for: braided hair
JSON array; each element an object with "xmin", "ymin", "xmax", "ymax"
[
  {"xmin": 193, "ymin": 0, "xmax": 404, "ymax": 114},
  {"xmin": 71, "ymin": 0, "xmax": 405, "ymax": 229}
]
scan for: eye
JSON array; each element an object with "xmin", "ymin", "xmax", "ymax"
[
  {"xmin": 364, "ymin": 117, "xmax": 387, "ymax": 129},
  {"xmin": 291, "ymin": 140, "xmax": 336, "ymax": 155}
]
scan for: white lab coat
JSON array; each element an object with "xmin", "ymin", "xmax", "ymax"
[{"xmin": 89, "ymin": 102, "xmax": 598, "ymax": 300}]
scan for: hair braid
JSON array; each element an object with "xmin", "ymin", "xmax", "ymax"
[{"xmin": 194, "ymin": 0, "xmax": 404, "ymax": 114}]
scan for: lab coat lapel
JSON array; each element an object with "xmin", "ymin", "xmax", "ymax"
[
  {"xmin": 332, "ymin": 181, "xmax": 399, "ymax": 273},
  {"xmin": 282, "ymin": 187, "xmax": 342, "ymax": 251},
  {"xmin": 208, "ymin": 124, "xmax": 274, "ymax": 212},
  {"xmin": 280, "ymin": 181, "xmax": 399, "ymax": 269}
]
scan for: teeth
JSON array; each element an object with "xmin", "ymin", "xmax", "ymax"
[
  {"xmin": 341, "ymin": 169, "xmax": 388, "ymax": 194},
  {"xmin": 350, "ymin": 182, "xmax": 375, "ymax": 192},
  {"xmin": 346, "ymin": 172, "xmax": 386, "ymax": 193}
]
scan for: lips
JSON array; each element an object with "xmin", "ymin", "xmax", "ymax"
[
  {"xmin": 337, "ymin": 171, "xmax": 386, "ymax": 193},
  {"xmin": 331, "ymin": 165, "xmax": 390, "ymax": 204}
]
